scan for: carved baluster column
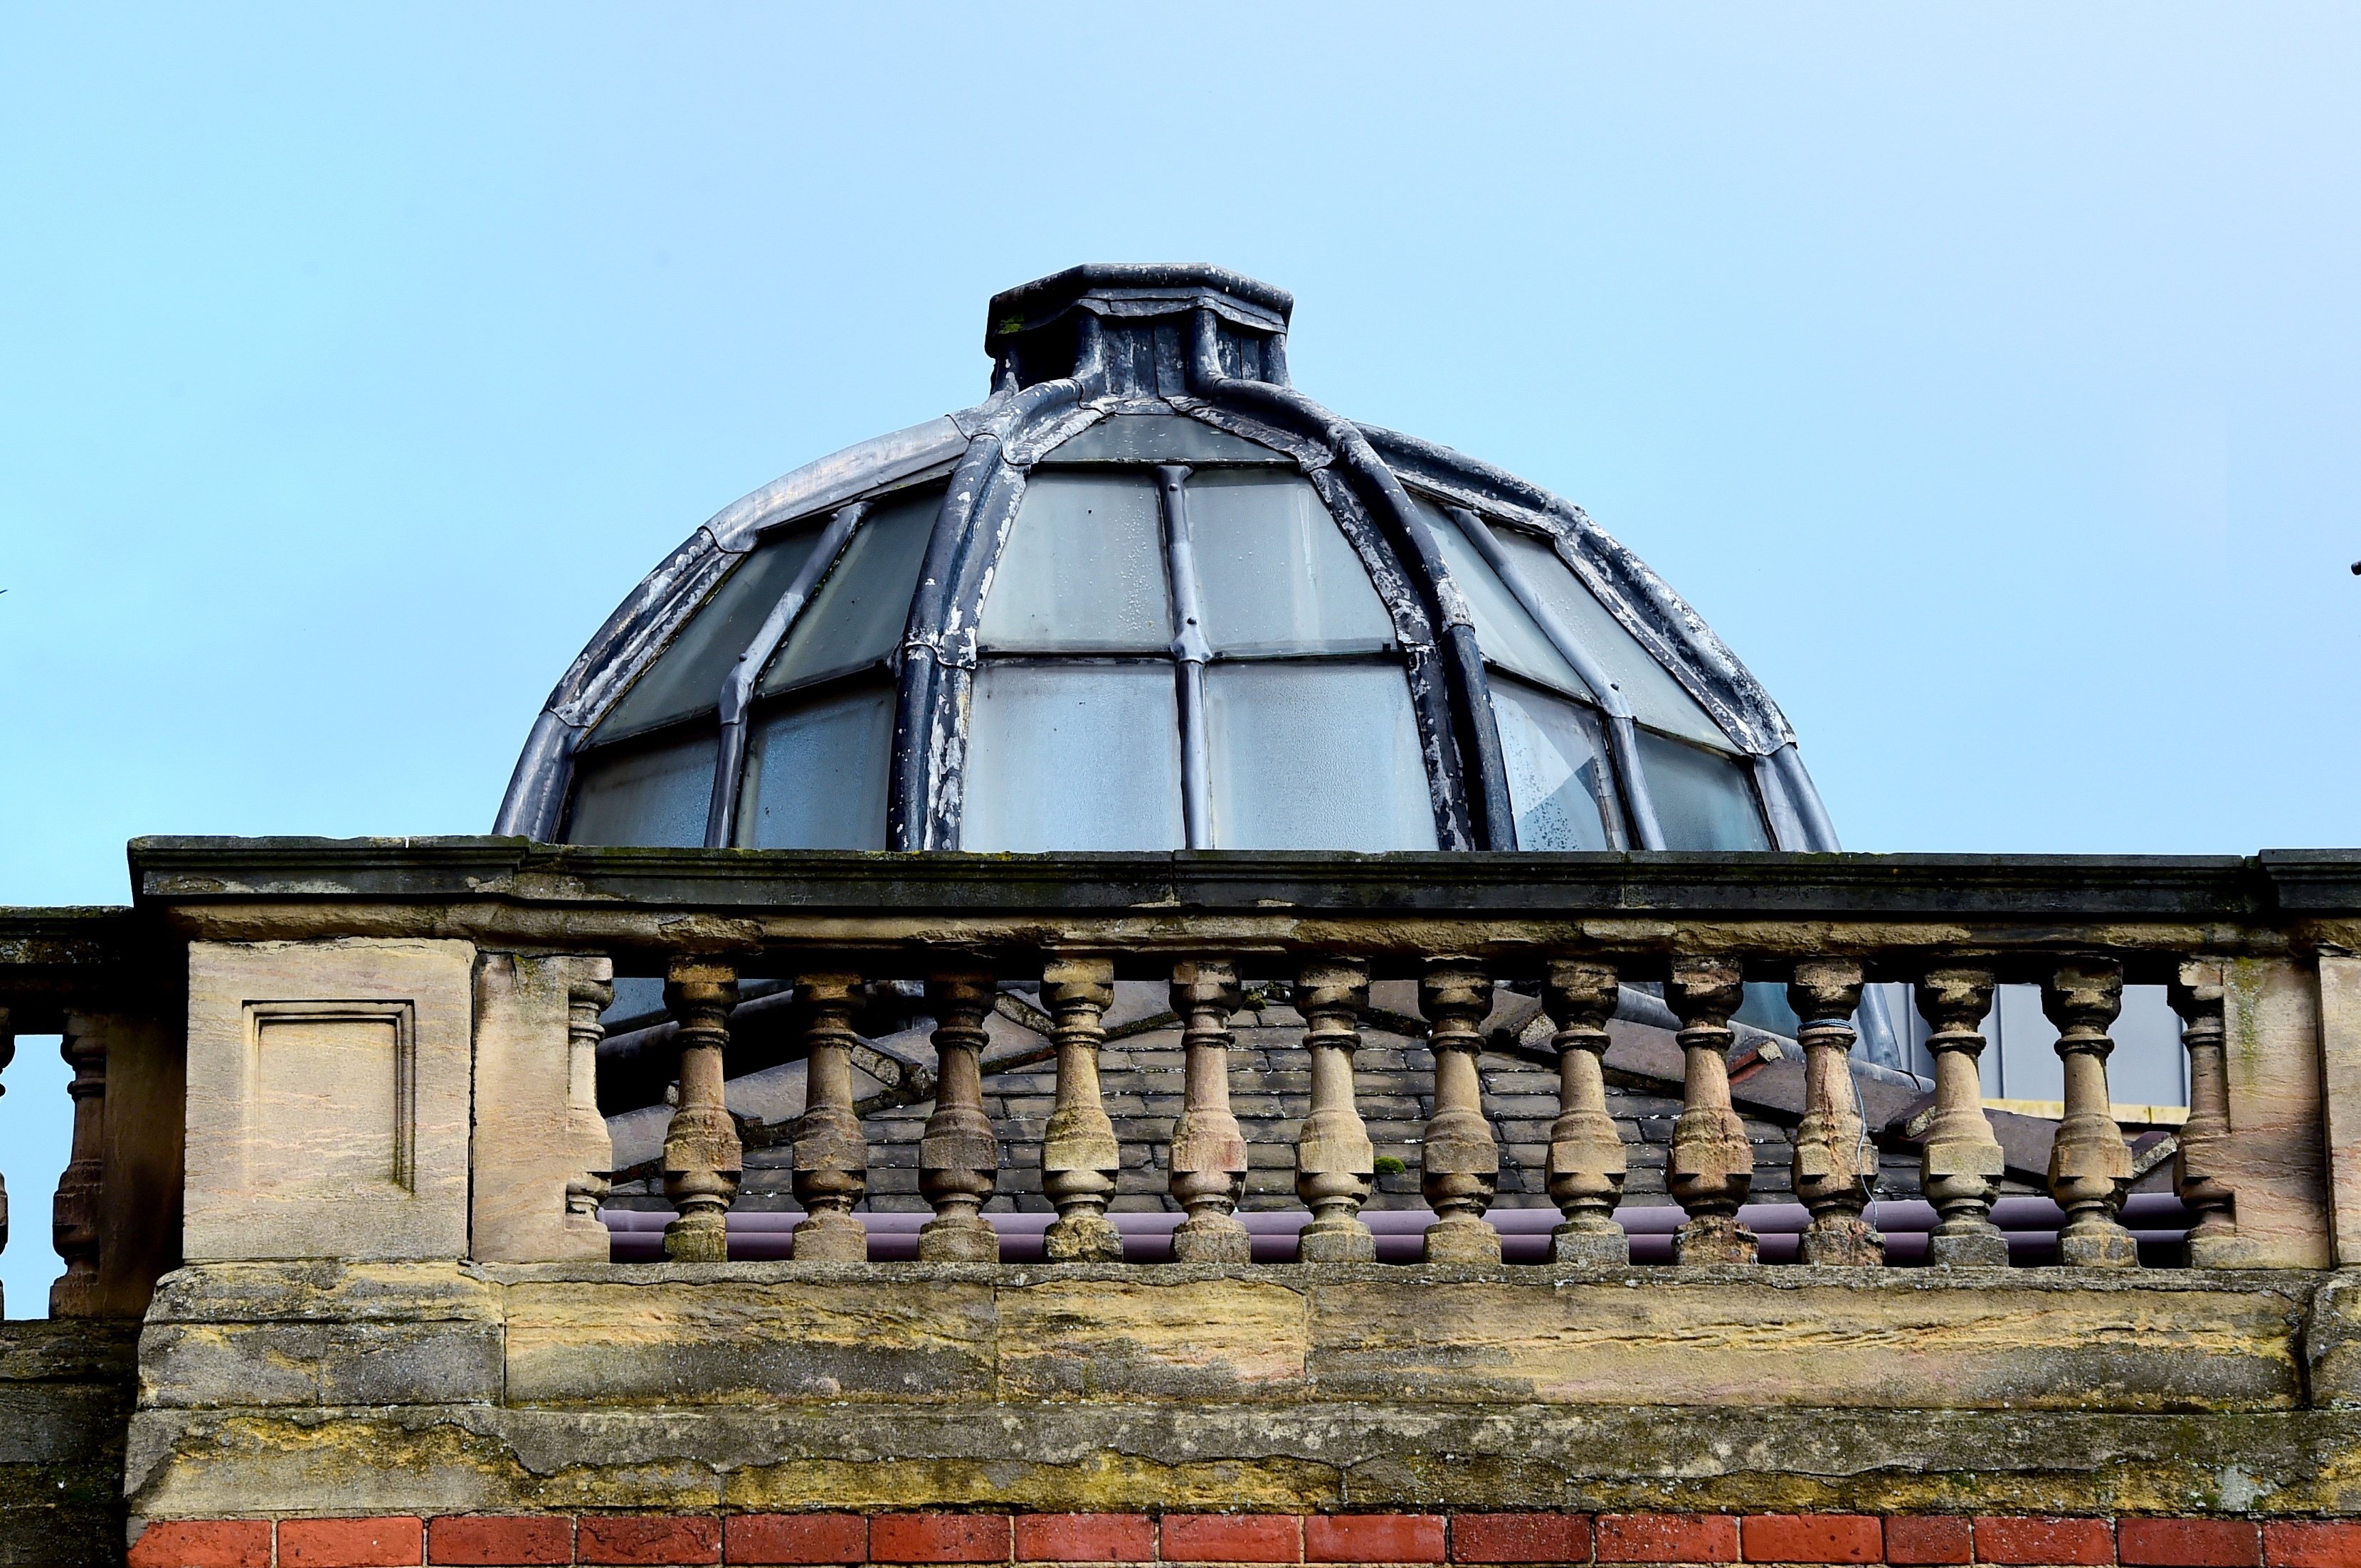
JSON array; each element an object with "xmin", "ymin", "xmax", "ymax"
[
  {"xmin": 792, "ymin": 973, "xmax": 870, "ymax": 1262},
  {"xmin": 1041, "ymin": 955, "xmax": 1124, "ymax": 1263},
  {"xmin": 1915, "ymin": 968, "xmax": 2009, "ymax": 1265},
  {"xmin": 662, "ymin": 960, "xmax": 741, "ymax": 1262},
  {"xmin": 1788, "ymin": 959, "xmax": 1883, "ymax": 1266},
  {"xmin": 2042, "ymin": 960, "xmax": 2139, "ymax": 1268},
  {"xmin": 1421, "ymin": 962, "xmax": 1501, "ymax": 1264},
  {"xmin": 1169, "ymin": 960, "xmax": 1250, "ymax": 1263},
  {"xmin": 2169, "ymin": 961, "xmax": 2236, "ymax": 1267},
  {"xmin": 919, "ymin": 971, "xmax": 1001, "ymax": 1262},
  {"xmin": 1293, "ymin": 959, "xmax": 1375, "ymax": 1262},
  {"xmin": 50, "ymin": 1015, "xmax": 105, "ymax": 1317},
  {"xmin": 1666, "ymin": 959, "xmax": 1758, "ymax": 1265},
  {"xmin": 563, "ymin": 965, "xmax": 616, "ymax": 1247},
  {"xmin": 1543, "ymin": 960, "xmax": 1628, "ymax": 1265}
]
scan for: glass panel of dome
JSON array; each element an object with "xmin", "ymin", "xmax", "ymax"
[
  {"xmin": 1040, "ymin": 413, "xmax": 1290, "ymax": 465},
  {"xmin": 566, "ymin": 731, "xmax": 719, "ymax": 847},
  {"xmin": 593, "ymin": 522, "xmax": 825, "ymax": 742},
  {"xmin": 1489, "ymin": 677, "xmax": 1615, "ymax": 851},
  {"xmin": 1486, "ymin": 525, "xmax": 1730, "ymax": 748},
  {"xmin": 961, "ymin": 661, "xmax": 1184, "ymax": 851},
  {"xmin": 1417, "ymin": 500, "xmax": 1590, "ymax": 699},
  {"xmin": 1188, "ymin": 472, "xmax": 1393, "ymax": 657},
  {"xmin": 976, "ymin": 473, "xmax": 1171, "ymax": 652},
  {"xmin": 1634, "ymin": 729, "xmax": 1773, "ymax": 850},
  {"xmin": 758, "ymin": 487, "xmax": 939, "ymax": 695},
  {"xmin": 740, "ymin": 680, "xmax": 895, "ymax": 849},
  {"xmin": 1205, "ymin": 662, "xmax": 1437, "ymax": 851}
]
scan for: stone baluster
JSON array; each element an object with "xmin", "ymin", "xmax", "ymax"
[
  {"xmin": 1787, "ymin": 959, "xmax": 1883, "ymax": 1266},
  {"xmin": 2168, "ymin": 961, "xmax": 2237, "ymax": 1266},
  {"xmin": 918, "ymin": 971, "xmax": 1001, "ymax": 1263},
  {"xmin": 1421, "ymin": 962, "xmax": 1500, "ymax": 1264},
  {"xmin": 791, "ymin": 973, "xmax": 870, "ymax": 1263},
  {"xmin": 1666, "ymin": 959, "xmax": 1758, "ymax": 1265},
  {"xmin": 1041, "ymin": 955, "xmax": 1124, "ymax": 1263},
  {"xmin": 1293, "ymin": 959, "xmax": 1376, "ymax": 1262},
  {"xmin": 1169, "ymin": 960, "xmax": 1250, "ymax": 1263},
  {"xmin": 51, "ymin": 1015, "xmax": 106, "ymax": 1316},
  {"xmin": 2042, "ymin": 960, "xmax": 2139, "ymax": 1268},
  {"xmin": 1914, "ymin": 968, "xmax": 2009, "ymax": 1266},
  {"xmin": 1543, "ymin": 960, "xmax": 1627, "ymax": 1265},
  {"xmin": 563, "ymin": 965, "xmax": 616, "ymax": 1246},
  {"xmin": 661, "ymin": 960, "xmax": 741, "ymax": 1262}
]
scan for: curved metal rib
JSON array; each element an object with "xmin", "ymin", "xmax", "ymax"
[
  {"xmin": 1183, "ymin": 310, "xmax": 1504, "ymax": 851},
  {"xmin": 1156, "ymin": 465, "xmax": 1214, "ymax": 849},
  {"xmin": 1355, "ymin": 421, "xmax": 1792, "ymax": 758},
  {"xmin": 888, "ymin": 332, "xmax": 1106, "ymax": 850},
  {"xmin": 1452, "ymin": 504, "xmax": 1667, "ymax": 850},
  {"xmin": 495, "ymin": 416, "xmax": 976, "ymax": 840},
  {"xmin": 702, "ymin": 501, "xmax": 870, "ymax": 848}
]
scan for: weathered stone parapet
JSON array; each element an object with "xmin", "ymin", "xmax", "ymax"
[
  {"xmin": 0, "ymin": 1321, "xmax": 138, "ymax": 1568},
  {"xmin": 121, "ymin": 1258, "xmax": 2357, "ymax": 1525}
]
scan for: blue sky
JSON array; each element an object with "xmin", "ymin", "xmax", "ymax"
[{"xmin": 1, "ymin": 5, "xmax": 2355, "ymax": 1313}]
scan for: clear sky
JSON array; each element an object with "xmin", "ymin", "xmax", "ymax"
[{"xmin": 1, "ymin": 5, "xmax": 2355, "ymax": 1313}]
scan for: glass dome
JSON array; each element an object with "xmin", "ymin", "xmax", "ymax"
[{"xmin": 497, "ymin": 264, "xmax": 1839, "ymax": 861}]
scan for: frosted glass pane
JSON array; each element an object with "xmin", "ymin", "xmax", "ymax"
[
  {"xmin": 741, "ymin": 681, "xmax": 894, "ymax": 849},
  {"xmin": 1489, "ymin": 526, "xmax": 1729, "ymax": 748},
  {"xmin": 1190, "ymin": 472, "xmax": 1393, "ymax": 656},
  {"xmin": 1205, "ymin": 662, "xmax": 1437, "ymax": 851},
  {"xmin": 978, "ymin": 474, "xmax": 1171, "ymax": 652},
  {"xmin": 1420, "ymin": 500, "xmax": 1589, "ymax": 698},
  {"xmin": 1489, "ymin": 677, "xmax": 1613, "ymax": 851},
  {"xmin": 1042, "ymin": 413, "xmax": 1289, "ymax": 465},
  {"xmin": 596, "ymin": 524, "xmax": 823, "ymax": 741},
  {"xmin": 760, "ymin": 487, "xmax": 939, "ymax": 695},
  {"xmin": 962, "ymin": 662, "xmax": 1184, "ymax": 851},
  {"xmin": 566, "ymin": 731, "xmax": 718, "ymax": 847},
  {"xmin": 1637, "ymin": 729, "xmax": 1770, "ymax": 850}
]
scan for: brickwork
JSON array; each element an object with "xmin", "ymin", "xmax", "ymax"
[{"xmin": 122, "ymin": 1513, "xmax": 2339, "ymax": 1568}]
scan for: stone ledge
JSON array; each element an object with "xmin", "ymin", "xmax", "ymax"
[{"xmin": 122, "ymin": 1404, "xmax": 2361, "ymax": 1520}]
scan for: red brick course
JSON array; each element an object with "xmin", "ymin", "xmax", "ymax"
[
  {"xmin": 428, "ymin": 1515, "xmax": 573, "ymax": 1565},
  {"xmin": 1743, "ymin": 1515, "xmax": 1883, "ymax": 1563},
  {"xmin": 2263, "ymin": 1522, "xmax": 2361, "ymax": 1568},
  {"xmin": 579, "ymin": 1514, "xmax": 723, "ymax": 1564},
  {"xmin": 1884, "ymin": 1517, "xmax": 1973, "ymax": 1566},
  {"xmin": 119, "ymin": 1510, "xmax": 2361, "ymax": 1566},
  {"xmin": 1976, "ymin": 1517, "xmax": 2117, "ymax": 1567},
  {"xmin": 870, "ymin": 1515, "xmax": 1013, "ymax": 1564},
  {"xmin": 1305, "ymin": 1515, "xmax": 1447, "ymax": 1564},
  {"xmin": 280, "ymin": 1516, "xmax": 428, "ymax": 1567},
  {"xmin": 1597, "ymin": 1514, "xmax": 1741, "ymax": 1564},
  {"xmin": 730, "ymin": 1515, "xmax": 874, "ymax": 1565},
  {"xmin": 1451, "ymin": 1513, "xmax": 1594, "ymax": 1563},
  {"xmin": 127, "ymin": 1520, "xmax": 275, "ymax": 1568},
  {"xmin": 2120, "ymin": 1519, "xmax": 2261, "ymax": 1567},
  {"xmin": 1163, "ymin": 1515, "xmax": 1305, "ymax": 1563},
  {"xmin": 1015, "ymin": 1514, "xmax": 1154, "ymax": 1562}
]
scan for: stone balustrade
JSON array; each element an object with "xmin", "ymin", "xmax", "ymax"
[{"xmin": 9, "ymin": 841, "xmax": 2361, "ymax": 1550}]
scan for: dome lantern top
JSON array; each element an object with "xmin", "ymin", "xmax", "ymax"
[{"xmin": 986, "ymin": 263, "xmax": 1296, "ymax": 396}]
